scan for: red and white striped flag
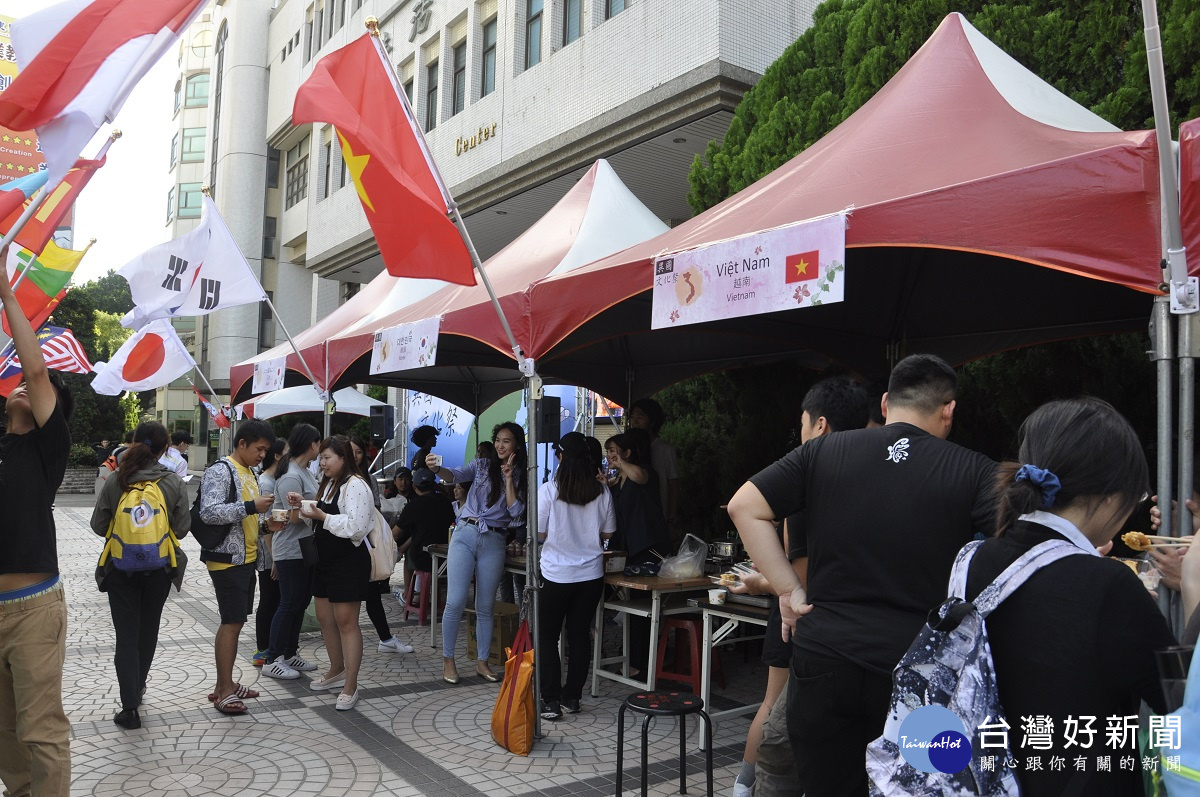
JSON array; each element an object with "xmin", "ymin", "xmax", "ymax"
[
  {"xmin": 0, "ymin": 0, "xmax": 208, "ymax": 188},
  {"xmin": 40, "ymin": 324, "xmax": 93, "ymax": 373}
]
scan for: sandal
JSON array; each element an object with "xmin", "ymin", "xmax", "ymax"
[
  {"xmin": 213, "ymin": 694, "xmax": 247, "ymax": 715},
  {"xmin": 207, "ymin": 684, "xmax": 260, "ymax": 702}
]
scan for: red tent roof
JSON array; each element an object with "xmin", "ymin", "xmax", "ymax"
[{"xmin": 524, "ymin": 13, "xmax": 1163, "ymax": 363}]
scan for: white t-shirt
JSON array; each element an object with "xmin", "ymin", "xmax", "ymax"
[
  {"xmin": 159, "ymin": 446, "xmax": 189, "ymax": 479},
  {"xmin": 537, "ymin": 481, "xmax": 616, "ymax": 584}
]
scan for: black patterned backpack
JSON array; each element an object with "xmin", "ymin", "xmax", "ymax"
[{"xmin": 866, "ymin": 539, "xmax": 1084, "ymax": 796}]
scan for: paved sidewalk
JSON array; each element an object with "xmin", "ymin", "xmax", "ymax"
[{"xmin": 51, "ymin": 494, "xmax": 764, "ymax": 796}]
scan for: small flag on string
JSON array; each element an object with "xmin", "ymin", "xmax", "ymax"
[{"xmin": 191, "ymin": 382, "xmax": 230, "ymax": 429}]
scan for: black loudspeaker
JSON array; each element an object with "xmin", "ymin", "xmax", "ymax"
[
  {"xmin": 370, "ymin": 404, "xmax": 395, "ymax": 440},
  {"xmin": 537, "ymin": 395, "xmax": 561, "ymax": 444}
]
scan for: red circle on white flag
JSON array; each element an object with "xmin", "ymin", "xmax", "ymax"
[{"xmin": 122, "ymin": 334, "xmax": 166, "ymax": 382}]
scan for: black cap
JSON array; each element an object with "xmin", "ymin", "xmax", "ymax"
[
  {"xmin": 555, "ymin": 431, "xmax": 590, "ymax": 458},
  {"xmin": 412, "ymin": 468, "xmax": 436, "ymax": 489}
]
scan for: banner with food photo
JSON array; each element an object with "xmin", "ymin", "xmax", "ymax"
[
  {"xmin": 369, "ymin": 315, "xmax": 440, "ymax": 375},
  {"xmin": 650, "ymin": 212, "xmax": 847, "ymax": 329}
]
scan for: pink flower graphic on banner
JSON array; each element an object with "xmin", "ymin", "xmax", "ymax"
[
  {"xmin": 669, "ymin": 309, "xmax": 680, "ymax": 323},
  {"xmin": 793, "ymin": 284, "xmax": 811, "ymax": 304}
]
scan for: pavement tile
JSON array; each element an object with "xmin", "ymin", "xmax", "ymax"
[{"xmin": 47, "ymin": 497, "xmax": 763, "ymax": 795}]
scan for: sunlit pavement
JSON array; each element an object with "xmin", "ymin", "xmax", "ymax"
[{"xmin": 51, "ymin": 491, "xmax": 761, "ymax": 796}]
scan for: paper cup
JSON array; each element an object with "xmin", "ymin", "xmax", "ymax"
[
  {"xmin": 270, "ymin": 508, "xmax": 288, "ymax": 523},
  {"xmin": 708, "ymin": 588, "xmax": 726, "ymax": 605},
  {"xmin": 301, "ymin": 500, "xmax": 317, "ymax": 514}
]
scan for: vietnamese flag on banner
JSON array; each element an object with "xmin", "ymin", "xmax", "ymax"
[
  {"xmin": 292, "ymin": 35, "xmax": 475, "ymax": 286},
  {"xmin": 2, "ymin": 241, "xmax": 86, "ymax": 336},
  {"xmin": 785, "ymin": 250, "xmax": 820, "ymax": 284},
  {"xmin": 0, "ymin": 156, "xmax": 106, "ymax": 255}
]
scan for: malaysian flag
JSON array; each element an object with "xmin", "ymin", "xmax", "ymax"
[
  {"xmin": 40, "ymin": 326, "xmax": 94, "ymax": 374},
  {"xmin": 0, "ymin": 325, "xmax": 94, "ymax": 397}
]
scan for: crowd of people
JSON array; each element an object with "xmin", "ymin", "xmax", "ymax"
[{"xmin": 3, "ymin": 299, "xmax": 1189, "ymax": 797}]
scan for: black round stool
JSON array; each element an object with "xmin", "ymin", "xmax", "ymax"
[{"xmin": 615, "ymin": 691, "xmax": 713, "ymax": 797}]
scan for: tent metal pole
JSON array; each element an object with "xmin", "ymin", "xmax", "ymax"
[
  {"xmin": 526, "ymin": 375, "xmax": 543, "ymax": 740},
  {"xmin": 1181, "ymin": 313, "xmax": 1200, "ymax": 534}
]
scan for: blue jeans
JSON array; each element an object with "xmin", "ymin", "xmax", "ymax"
[
  {"xmin": 441, "ymin": 521, "xmax": 506, "ymax": 660},
  {"xmin": 267, "ymin": 558, "xmax": 312, "ymax": 661}
]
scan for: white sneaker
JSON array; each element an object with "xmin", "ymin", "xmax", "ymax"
[
  {"xmin": 263, "ymin": 657, "xmax": 300, "ymax": 680},
  {"xmin": 731, "ymin": 782, "xmax": 753, "ymax": 797},
  {"xmin": 285, "ymin": 655, "xmax": 318, "ymax": 672},
  {"xmin": 378, "ymin": 637, "xmax": 414, "ymax": 654}
]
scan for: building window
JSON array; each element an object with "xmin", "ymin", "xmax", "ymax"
[
  {"xmin": 425, "ymin": 60, "xmax": 438, "ymax": 131},
  {"xmin": 266, "ymin": 147, "xmax": 280, "ymax": 189},
  {"xmin": 481, "ymin": 18, "xmax": 497, "ymax": 97},
  {"xmin": 182, "ymin": 127, "xmax": 205, "ymax": 163},
  {"xmin": 451, "ymin": 43, "xmax": 466, "ymax": 116},
  {"xmin": 321, "ymin": 135, "xmax": 332, "ymax": 199},
  {"xmin": 210, "ymin": 22, "xmax": 228, "ymax": 196},
  {"xmin": 178, "ymin": 182, "xmax": 203, "ymax": 219},
  {"xmin": 259, "ymin": 290, "xmax": 274, "ymax": 351},
  {"xmin": 184, "ymin": 73, "xmax": 209, "ymax": 107},
  {"xmin": 166, "ymin": 187, "xmax": 175, "ymax": 223},
  {"xmin": 305, "ymin": 11, "xmax": 314, "ymax": 62},
  {"xmin": 338, "ymin": 143, "xmax": 347, "ymax": 189},
  {"xmin": 169, "ymin": 133, "xmax": 179, "ymax": 168},
  {"xmin": 353, "ymin": 0, "xmax": 363, "ymax": 10},
  {"xmin": 403, "ymin": 78, "xmax": 414, "ymax": 102},
  {"xmin": 525, "ymin": 0, "xmax": 542, "ymax": 68},
  {"xmin": 605, "ymin": 0, "xmax": 625, "ymax": 19},
  {"xmin": 262, "ymin": 216, "xmax": 278, "ymax": 259},
  {"xmin": 285, "ymin": 138, "xmax": 310, "ymax": 209},
  {"xmin": 336, "ymin": 0, "xmax": 346, "ymax": 30},
  {"xmin": 563, "ymin": 0, "xmax": 581, "ymax": 45},
  {"xmin": 173, "ymin": 80, "xmax": 182, "ymax": 114}
]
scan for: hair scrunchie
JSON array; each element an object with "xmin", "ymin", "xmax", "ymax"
[{"xmin": 1015, "ymin": 464, "xmax": 1061, "ymax": 509}]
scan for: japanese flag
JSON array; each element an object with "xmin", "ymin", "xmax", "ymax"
[
  {"xmin": 118, "ymin": 195, "xmax": 266, "ymax": 329},
  {"xmin": 90, "ymin": 318, "xmax": 195, "ymax": 395}
]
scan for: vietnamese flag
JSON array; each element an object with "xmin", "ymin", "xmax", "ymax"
[
  {"xmin": 292, "ymin": 35, "xmax": 475, "ymax": 286},
  {"xmin": 785, "ymin": 250, "xmax": 820, "ymax": 284},
  {"xmin": 2, "ymin": 241, "xmax": 86, "ymax": 336},
  {"xmin": 0, "ymin": 155, "xmax": 106, "ymax": 255}
]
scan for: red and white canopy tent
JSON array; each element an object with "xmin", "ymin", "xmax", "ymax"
[
  {"xmin": 502, "ymin": 12, "xmax": 1170, "ymax": 400},
  {"xmin": 230, "ymin": 159, "xmax": 667, "ymax": 408}
]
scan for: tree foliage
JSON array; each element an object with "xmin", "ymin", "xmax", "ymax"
[
  {"xmin": 660, "ymin": 1, "xmax": 1196, "ymax": 537},
  {"xmin": 688, "ymin": 0, "xmax": 1200, "ymax": 213}
]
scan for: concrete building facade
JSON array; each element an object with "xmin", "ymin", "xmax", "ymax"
[{"xmin": 186, "ymin": 0, "xmax": 816, "ymax": 432}]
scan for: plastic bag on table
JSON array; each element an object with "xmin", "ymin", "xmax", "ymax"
[{"xmin": 658, "ymin": 533, "xmax": 707, "ymax": 579}]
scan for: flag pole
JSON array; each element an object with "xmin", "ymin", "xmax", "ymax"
[
  {"xmin": 362, "ymin": 17, "xmax": 543, "ymax": 740},
  {"xmin": 198, "ymin": 187, "xmax": 327, "ymax": 403},
  {"xmin": 0, "ymin": 237, "xmax": 97, "ymax": 375},
  {"xmin": 5, "ymin": 132, "xmax": 121, "ymax": 294},
  {"xmin": 362, "ymin": 19, "xmax": 528, "ymax": 370}
]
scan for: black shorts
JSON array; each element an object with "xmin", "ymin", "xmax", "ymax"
[
  {"xmin": 761, "ymin": 600, "xmax": 791, "ymax": 668},
  {"xmin": 311, "ymin": 545, "xmax": 370, "ymax": 603},
  {"xmin": 208, "ymin": 563, "xmax": 256, "ymax": 624}
]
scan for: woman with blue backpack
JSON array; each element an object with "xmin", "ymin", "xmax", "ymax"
[{"xmin": 90, "ymin": 420, "xmax": 191, "ymax": 731}]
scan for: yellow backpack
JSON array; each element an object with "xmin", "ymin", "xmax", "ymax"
[{"xmin": 100, "ymin": 480, "xmax": 179, "ymax": 572}]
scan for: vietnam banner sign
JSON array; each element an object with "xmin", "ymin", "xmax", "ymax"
[
  {"xmin": 650, "ymin": 213, "xmax": 847, "ymax": 329},
  {"xmin": 369, "ymin": 315, "xmax": 440, "ymax": 375}
]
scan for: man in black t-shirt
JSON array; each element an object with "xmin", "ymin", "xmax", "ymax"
[
  {"xmin": 394, "ymin": 468, "xmax": 455, "ymax": 572},
  {"xmin": 0, "ymin": 246, "xmax": 76, "ymax": 797},
  {"xmin": 729, "ymin": 354, "xmax": 996, "ymax": 797}
]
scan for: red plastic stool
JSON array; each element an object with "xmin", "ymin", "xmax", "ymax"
[
  {"xmin": 402, "ymin": 571, "xmax": 442, "ymax": 625},
  {"xmin": 654, "ymin": 617, "xmax": 723, "ymax": 694}
]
